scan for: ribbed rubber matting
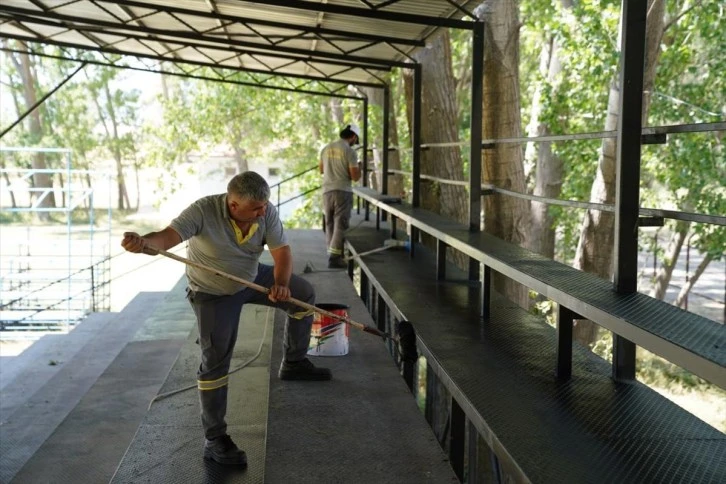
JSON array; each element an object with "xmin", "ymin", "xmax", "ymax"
[
  {"xmin": 388, "ymin": 203, "xmax": 725, "ymax": 367},
  {"xmin": 111, "ymin": 305, "xmax": 274, "ymax": 484},
  {"xmin": 264, "ymin": 231, "xmax": 458, "ymax": 484},
  {"xmin": 347, "ymin": 220, "xmax": 726, "ymax": 483}
]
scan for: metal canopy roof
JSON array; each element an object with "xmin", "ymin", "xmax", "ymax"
[{"xmin": 0, "ymin": 0, "xmax": 479, "ymax": 94}]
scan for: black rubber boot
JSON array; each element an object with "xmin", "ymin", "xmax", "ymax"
[
  {"xmin": 327, "ymin": 256, "xmax": 347, "ymax": 269},
  {"xmin": 279, "ymin": 358, "xmax": 332, "ymax": 381},
  {"xmin": 203, "ymin": 435, "xmax": 248, "ymax": 466}
]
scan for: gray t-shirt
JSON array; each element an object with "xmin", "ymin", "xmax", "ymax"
[
  {"xmin": 321, "ymin": 138, "xmax": 358, "ymax": 193},
  {"xmin": 169, "ymin": 194, "xmax": 288, "ymax": 295}
]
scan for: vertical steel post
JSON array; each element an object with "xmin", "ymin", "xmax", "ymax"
[
  {"xmin": 382, "ymin": 85, "xmax": 390, "ymax": 196},
  {"xmin": 557, "ymin": 305, "xmax": 575, "ymax": 379},
  {"xmin": 481, "ymin": 265, "xmax": 491, "ymax": 320},
  {"xmin": 450, "ymin": 399, "xmax": 466, "ymax": 481},
  {"xmin": 612, "ymin": 0, "xmax": 647, "ymax": 381},
  {"xmin": 436, "ymin": 240, "xmax": 447, "ymax": 281},
  {"xmin": 469, "ymin": 22, "xmax": 485, "ymax": 282},
  {"xmin": 468, "ymin": 421, "xmax": 479, "ymax": 483},
  {"xmin": 363, "ymin": 97, "xmax": 369, "ymax": 188},
  {"xmin": 470, "ymin": 22, "xmax": 484, "ymax": 230},
  {"xmin": 412, "ymin": 64, "xmax": 422, "ymax": 207},
  {"xmin": 377, "ymin": 294, "xmax": 387, "ymax": 332}
]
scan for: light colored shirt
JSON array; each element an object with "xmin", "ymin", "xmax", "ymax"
[
  {"xmin": 169, "ymin": 194, "xmax": 288, "ymax": 295},
  {"xmin": 320, "ymin": 138, "xmax": 358, "ymax": 193}
]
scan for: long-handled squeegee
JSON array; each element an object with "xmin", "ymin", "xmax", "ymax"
[{"xmin": 142, "ymin": 245, "xmax": 417, "ymax": 358}]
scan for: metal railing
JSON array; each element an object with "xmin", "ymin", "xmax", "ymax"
[
  {"xmin": 382, "ymin": 170, "xmax": 726, "ymax": 227},
  {"xmin": 269, "ymin": 164, "xmax": 320, "ymax": 210}
]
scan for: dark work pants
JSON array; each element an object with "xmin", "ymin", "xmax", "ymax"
[
  {"xmin": 323, "ymin": 190, "xmax": 353, "ymax": 258},
  {"xmin": 186, "ymin": 263, "xmax": 315, "ymax": 439}
]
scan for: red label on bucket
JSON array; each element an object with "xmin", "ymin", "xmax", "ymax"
[{"xmin": 308, "ymin": 304, "xmax": 350, "ymax": 356}]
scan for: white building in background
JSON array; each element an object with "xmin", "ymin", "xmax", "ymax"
[{"xmin": 189, "ymin": 147, "xmax": 301, "ymax": 220}]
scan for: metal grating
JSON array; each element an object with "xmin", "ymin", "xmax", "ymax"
[
  {"xmin": 357, "ymin": 194, "xmax": 726, "ymax": 387},
  {"xmin": 346, "ymin": 221, "xmax": 726, "ymax": 483}
]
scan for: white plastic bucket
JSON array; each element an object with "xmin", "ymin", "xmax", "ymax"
[{"xmin": 307, "ymin": 303, "xmax": 350, "ymax": 357}]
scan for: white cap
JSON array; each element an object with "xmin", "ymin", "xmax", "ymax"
[{"xmin": 347, "ymin": 124, "xmax": 361, "ymax": 139}]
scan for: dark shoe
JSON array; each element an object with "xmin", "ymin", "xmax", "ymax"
[
  {"xmin": 328, "ymin": 256, "xmax": 347, "ymax": 269},
  {"xmin": 279, "ymin": 358, "xmax": 332, "ymax": 381},
  {"xmin": 204, "ymin": 435, "xmax": 248, "ymax": 466}
]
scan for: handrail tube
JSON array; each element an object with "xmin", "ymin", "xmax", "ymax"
[
  {"xmin": 365, "ymin": 121, "xmax": 726, "ymax": 153},
  {"xmin": 383, "ymin": 170, "xmax": 726, "ymax": 226},
  {"xmin": 278, "ymin": 186, "xmax": 321, "ymax": 207},
  {"xmin": 268, "ymin": 165, "xmax": 318, "ymax": 189}
]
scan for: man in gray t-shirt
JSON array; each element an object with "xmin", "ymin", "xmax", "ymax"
[
  {"xmin": 320, "ymin": 123, "xmax": 361, "ymax": 268},
  {"xmin": 121, "ymin": 171, "xmax": 331, "ymax": 468}
]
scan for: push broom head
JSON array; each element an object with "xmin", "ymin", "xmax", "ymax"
[{"xmin": 383, "ymin": 239, "xmax": 410, "ymax": 250}]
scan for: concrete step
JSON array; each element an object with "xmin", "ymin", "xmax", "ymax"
[
  {"xmin": 0, "ymin": 291, "xmax": 167, "ymax": 484},
  {"xmin": 10, "ymin": 279, "xmax": 195, "ymax": 484},
  {"xmin": 111, "ymin": 304, "xmax": 275, "ymax": 484},
  {"xmin": 0, "ymin": 312, "xmax": 116, "ymax": 394}
]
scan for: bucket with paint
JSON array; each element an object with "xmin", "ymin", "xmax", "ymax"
[{"xmin": 307, "ymin": 303, "xmax": 350, "ymax": 357}]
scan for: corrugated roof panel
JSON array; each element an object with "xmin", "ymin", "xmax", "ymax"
[
  {"xmin": 112, "ymin": 38, "xmax": 167, "ymax": 57},
  {"xmin": 54, "ymin": 2, "xmax": 121, "ymax": 24},
  {"xmin": 0, "ymin": 0, "xmax": 479, "ymax": 88},
  {"xmin": 0, "ymin": 22, "xmax": 36, "ymax": 38},
  {"xmin": 1, "ymin": 0, "xmax": 42, "ymax": 12},
  {"xmin": 50, "ymin": 29, "xmax": 103, "ymax": 48},
  {"xmin": 89, "ymin": 31, "xmax": 133, "ymax": 46},
  {"xmin": 172, "ymin": 13, "xmax": 224, "ymax": 34},
  {"xmin": 132, "ymin": 11, "xmax": 192, "ymax": 32},
  {"xmin": 2, "ymin": 21, "xmax": 67, "ymax": 39}
]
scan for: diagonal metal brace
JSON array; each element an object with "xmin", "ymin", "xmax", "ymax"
[{"xmin": 0, "ymin": 61, "xmax": 87, "ymax": 140}]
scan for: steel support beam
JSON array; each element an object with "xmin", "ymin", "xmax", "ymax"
[
  {"xmin": 436, "ymin": 240, "xmax": 447, "ymax": 281},
  {"xmin": 481, "ymin": 265, "xmax": 492, "ymax": 320},
  {"xmin": 613, "ymin": 0, "xmax": 647, "ymax": 381},
  {"xmin": 469, "ymin": 22, "xmax": 484, "ymax": 231},
  {"xmin": 0, "ymin": 61, "xmax": 86, "ymax": 140},
  {"xmin": 557, "ymin": 305, "xmax": 575, "ymax": 379},
  {"xmin": 363, "ymin": 97, "xmax": 369, "ymax": 187},
  {"xmin": 0, "ymin": 34, "xmax": 387, "ymax": 90},
  {"xmin": 450, "ymin": 399, "xmax": 466, "ymax": 481},
  {"xmin": 411, "ymin": 64, "xmax": 422, "ymax": 207},
  {"xmin": 382, "ymin": 84, "xmax": 390, "ymax": 195},
  {"xmin": 0, "ymin": 45, "xmax": 370, "ymax": 101},
  {"xmin": 469, "ymin": 22, "xmax": 485, "ymax": 282}
]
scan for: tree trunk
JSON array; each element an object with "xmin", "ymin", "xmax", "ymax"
[
  {"xmin": 477, "ymin": 0, "xmax": 530, "ymax": 308},
  {"xmin": 363, "ymin": 78, "xmax": 404, "ymax": 197},
  {"xmin": 526, "ymin": 0, "xmax": 574, "ymax": 260},
  {"xmin": 651, "ymin": 220, "xmax": 690, "ymax": 299},
  {"xmin": 675, "ymin": 254, "xmax": 713, "ymax": 308},
  {"xmin": 134, "ymin": 155, "xmax": 141, "ymax": 211},
  {"xmin": 329, "ymin": 98, "xmax": 344, "ymax": 125},
  {"xmin": 572, "ymin": 0, "xmax": 666, "ymax": 345},
  {"xmin": 13, "ymin": 49, "xmax": 55, "ymax": 216},
  {"xmin": 102, "ymin": 82, "xmax": 130, "ymax": 210},
  {"xmin": 231, "ymin": 131, "xmax": 249, "ymax": 173},
  {"xmin": 0, "ymin": 160, "xmax": 18, "ymax": 208},
  {"xmin": 414, "ymin": 30, "xmax": 468, "ymax": 269}
]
